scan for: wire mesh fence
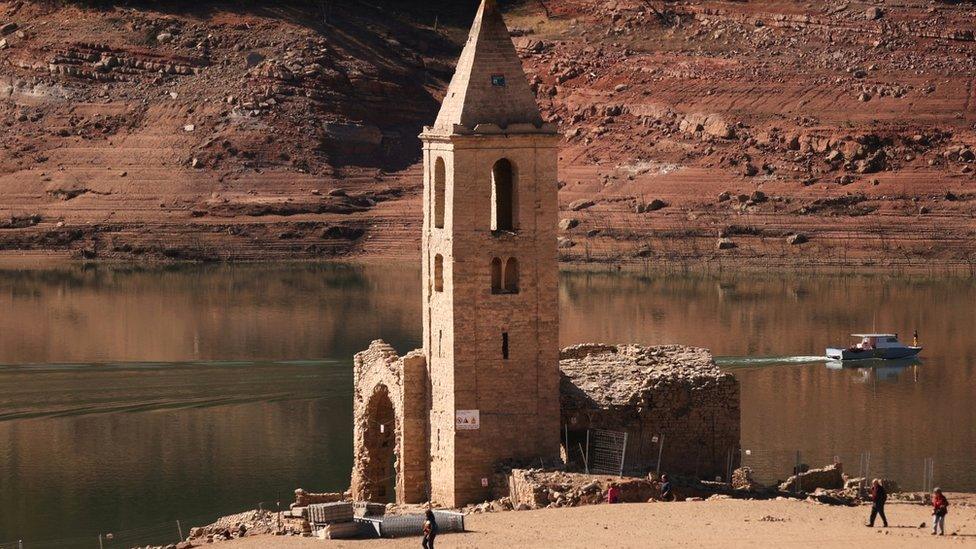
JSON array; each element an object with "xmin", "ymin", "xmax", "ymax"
[{"xmin": 587, "ymin": 429, "xmax": 628, "ymax": 476}]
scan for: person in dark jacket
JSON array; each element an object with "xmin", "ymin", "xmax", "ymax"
[
  {"xmin": 866, "ymin": 478, "xmax": 888, "ymax": 528},
  {"xmin": 659, "ymin": 473, "xmax": 676, "ymax": 502},
  {"xmin": 422, "ymin": 509, "xmax": 438, "ymax": 549},
  {"xmin": 932, "ymin": 488, "xmax": 949, "ymax": 536}
]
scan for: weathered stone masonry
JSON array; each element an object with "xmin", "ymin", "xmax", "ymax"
[
  {"xmin": 350, "ymin": 341, "xmax": 428, "ymax": 504},
  {"xmin": 350, "ymin": 0, "xmax": 740, "ymax": 509},
  {"xmin": 560, "ymin": 344, "xmax": 740, "ymax": 480}
]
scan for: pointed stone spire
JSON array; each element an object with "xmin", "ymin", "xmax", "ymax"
[{"xmin": 432, "ymin": 0, "xmax": 545, "ymax": 133}]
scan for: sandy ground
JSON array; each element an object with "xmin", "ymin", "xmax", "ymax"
[{"xmin": 220, "ymin": 498, "xmax": 976, "ymax": 548}]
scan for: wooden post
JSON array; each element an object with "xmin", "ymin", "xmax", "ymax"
[
  {"xmin": 794, "ymin": 451, "xmax": 801, "ymax": 495},
  {"xmin": 656, "ymin": 434, "xmax": 665, "ymax": 474},
  {"xmin": 585, "ymin": 430, "xmax": 590, "ymax": 474}
]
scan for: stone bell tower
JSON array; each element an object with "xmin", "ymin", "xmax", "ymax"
[{"xmin": 420, "ymin": 0, "xmax": 561, "ymax": 506}]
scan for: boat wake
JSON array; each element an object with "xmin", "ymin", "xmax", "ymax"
[
  {"xmin": 0, "ymin": 359, "xmax": 348, "ymax": 422},
  {"xmin": 716, "ymin": 355, "xmax": 828, "ymax": 368}
]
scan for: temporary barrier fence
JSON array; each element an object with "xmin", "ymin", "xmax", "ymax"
[
  {"xmin": 357, "ymin": 510, "xmax": 464, "ymax": 538},
  {"xmin": 587, "ymin": 429, "xmax": 628, "ymax": 476}
]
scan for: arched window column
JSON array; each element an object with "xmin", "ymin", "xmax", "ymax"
[
  {"xmin": 434, "ymin": 254, "xmax": 444, "ymax": 292},
  {"xmin": 491, "ymin": 159, "xmax": 517, "ymax": 233},
  {"xmin": 433, "ymin": 157, "xmax": 446, "ymax": 229},
  {"xmin": 490, "ymin": 258, "xmax": 503, "ymax": 294},
  {"xmin": 503, "ymin": 258, "xmax": 519, "ymax": 293}
]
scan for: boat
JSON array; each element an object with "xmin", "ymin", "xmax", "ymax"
[{"xmin": 826, "ymin": 333, "xmax": 922, "ymax": 361}]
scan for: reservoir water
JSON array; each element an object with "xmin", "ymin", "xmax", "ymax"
[{"xmin": 0, "ymin": 262, "xmax": 973, "ymax": 546}]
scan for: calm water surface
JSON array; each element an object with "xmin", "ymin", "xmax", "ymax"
[{"xmin": 0, "ymin": 263, "xmax": 973, "ymax": 546}]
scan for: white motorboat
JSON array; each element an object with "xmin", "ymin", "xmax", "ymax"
[{"xmin": 826, "ymin": 333, "xmax": 922, "ymax": 361}]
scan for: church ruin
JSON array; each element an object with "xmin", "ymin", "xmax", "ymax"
[{"xmin": 351, "ymin": 0, "xmax": 739, "ymax": 508}]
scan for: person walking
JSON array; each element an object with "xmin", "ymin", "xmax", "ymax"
[
  {"xmin": 932, "ymin": 488, "xmax": 949, "ymax": 536},
  {"xmin": 866, "ymin": 478, "xmax": 888, "ymax": 528},
  {"xmin": 422, "ymin": 509, "xmax": 438, "ymax": 549}
]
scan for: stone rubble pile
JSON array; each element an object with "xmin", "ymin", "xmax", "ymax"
[
  {"xmin": 487, "ymin": 469, "xmax": 660, "ymax": 510},
  {"xmin": 559, "ymin": 344, "xmax": 740, "ymax": 481},
  {"xmin": 560, "ymin": 343, "xmax": 729, "ymax": 406}
]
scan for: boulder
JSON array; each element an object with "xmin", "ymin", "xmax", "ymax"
[
  {"xmin": 558, "ymin": 218, "xmax": 580, "ymax": 231},
  {"xmin": 680, "ymin": 113, "xmax": 733, "ymax": 139},
  {"xmin": 779, "ymin": 463, "xmax": 843, "ymax": 493},
  {"xmin": 568, "ymin": 199, "xmax": 595, "ymax": 211},
  {"xmin": 637, "ymin": 199, "xmax": 667, "ymax": 213},
  {"xmin": 786, "ymin": 233, "xmax": 808, "ymax": 245},
  {"xmin": 731, "ymin": 467, "xmax": 765, "ymax": 491},
  {"xmin": 716, "ymin": 238, "xmax": 737, "ymax": 250}
]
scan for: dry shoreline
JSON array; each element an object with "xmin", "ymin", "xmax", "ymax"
[{"xmin": 216, "ymin": 497, "xmax": 976, "ymax": 548}]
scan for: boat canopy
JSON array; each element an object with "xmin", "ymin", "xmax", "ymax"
[{"xmin": 850, "ymin": 333, "xmax": 897, "ymax": 338}]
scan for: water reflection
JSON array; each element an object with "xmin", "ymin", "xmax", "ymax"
[
  {"xmin": 824, "ymin": 358, "xmax": 922, "ymax": 384},
  {"xmin": 0, "ymin": 263, "xmax": 973, "ymax": 545}
]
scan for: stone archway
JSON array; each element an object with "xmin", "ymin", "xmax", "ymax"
[
  {"xmin": 351, "ymin": 340, "xmax": 429, "ymax": 504},
  {"xmin": 359, "ymin": 384, "xmax": 398, "ymax": 502}
]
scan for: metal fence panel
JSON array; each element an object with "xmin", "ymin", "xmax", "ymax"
[
  {"xmin": 589, "ymin": 429, "xmax": 628, "ymax": 476},
  {"xmin": 358, "ymin": 510, "xmax": 464, "ymax": 538}
]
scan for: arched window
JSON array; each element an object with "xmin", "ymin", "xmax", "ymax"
[
  {"xmin": 433, "ymin": 157, "xmax": 446, "ymax": 229},
  {"xmin": 491, "ymin": 159, "xmax": 516, "ymax": 232},
  {"xmin": 490, "ymin": 257, "xmax": 503, "ymax": 293},
  {"xmin": 503, "ymin": 258, "xmax": 519, "ymax": 293},
  {"xmin": 434, "ymin": 254, "xmax": 444, "ymax": 292}
]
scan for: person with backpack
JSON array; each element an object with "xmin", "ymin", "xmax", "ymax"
[
  {"xmin": 866, "ymin": 478, "xmax": 888, "ymax": 528},
  {"xmin": 932, "ymin": 488, "xmax": 949, "ymax": 536},
  {"xmin": 422, "ymin": 508, "xmax": 438, "ymax": 549}
]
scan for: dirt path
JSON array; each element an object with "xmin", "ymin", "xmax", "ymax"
[{"xmin": 220, "ymin": 498, "xmax": 976, "ymax": 548}]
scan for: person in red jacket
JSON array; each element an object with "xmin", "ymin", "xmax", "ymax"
[
  {"xmin": 866, "ymin": 478, "xmax": 888, "ymax": 528},
  {"xmin": 932, "ymin": 488, "xmax": 949, "ymax": 536},
  {"xmin": 606, "ymin": 483, "xmax": 621, "ymax": 504}
]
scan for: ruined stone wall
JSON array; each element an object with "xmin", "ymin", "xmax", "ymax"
[
  {"xmin": 560, "ymin": 344, "xmax": 741, "ymax": 481},
  {"xmin": 350, "ymin": 340, "xmax": 428, "ymax": 504}
]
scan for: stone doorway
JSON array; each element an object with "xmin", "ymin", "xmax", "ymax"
[
  {"xmin": 351, "ymin": 341, "xmax": 429, "ymax": 505},
  {"xmin": 360, "ymin": 384, "xmax": 398, "ymax": 502}
]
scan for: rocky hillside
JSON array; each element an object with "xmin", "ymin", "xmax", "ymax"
[{"xmin": 1, "ymin": 0, "xmax": 975, "ymax": 265}]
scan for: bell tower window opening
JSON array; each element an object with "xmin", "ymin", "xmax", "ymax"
[
  {"xmin": 434, "ymin": 254, "xmax": 444, "ymax": 292},
  {"xmin": 491, "ymin": 159, "xmax": 516, "ymax": 232},
  {"xmin": 502, "ymin": 332, "xmax": 509, "ymax": 360},
  {"xmin": 490, "ymin": 257, "xmax": 503, "ymax": 294},
  {"xmin": 433, "ymin": 157, "xmax": 446, "ymax": 229},
  {"xmin": 503, "ymin": 258, "xmax": 519, "ymax": 293}
]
